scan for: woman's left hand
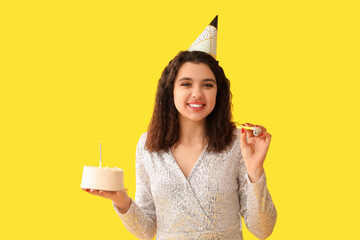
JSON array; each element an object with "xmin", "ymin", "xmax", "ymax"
[{"xmin": 240, "ymin": 123, "xmax": 271, "ymax": 183}]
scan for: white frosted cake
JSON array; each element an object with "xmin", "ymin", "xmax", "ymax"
[{"xmin": 81, "ymin": 166, "xmax": 124, "ymax": 191}]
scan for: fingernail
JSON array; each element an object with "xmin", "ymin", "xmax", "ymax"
[
  {"xmin": 255, "ymin": 125, "xmax": 258, "ymax": 127},
  {"xmin": 241, "ymin": 124, "xmax": 245, "ymax": 126},
  {"xmin": 260, "ymin": 133, "xmax": 263, "ymax": 136},
  {"xmin": 241, "ymin": 128, "xmax": 244, "ymax": 134}
]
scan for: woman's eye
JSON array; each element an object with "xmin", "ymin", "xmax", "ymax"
[
  {"xmin": 181, "ymin": 83, "xmax": 191, "ymax": 87},
  {"xmin": 204, "ymin": 83, "xmax": 214, "ymax": 88}
]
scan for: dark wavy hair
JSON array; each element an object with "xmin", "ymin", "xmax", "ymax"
[{"xmin": 145, "ymin": 50, "xmax": 237, "ymax": 153}]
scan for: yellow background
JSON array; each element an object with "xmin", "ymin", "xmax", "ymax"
[{"xmin": 1, "ymin": 0, "xmax": 359, "ymax": 239}]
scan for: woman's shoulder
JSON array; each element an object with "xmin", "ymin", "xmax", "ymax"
[
  {"xmin": 222, "ymin": 128, "xmax": 241, "ymax": 156},
  {"xmin": 229, "ymin": 128, "xmax": 241, "ymax": 148},
  {"xmin": 233, "ymin": 127, "xmax": 241, "ymax": 139},
  {"xmin": 135, "ymin": 132, "xmax": 149, "ymax": 161},
  {"xmin": 137, "ymin": 132, "xmax": 148, "ymax": 149}
]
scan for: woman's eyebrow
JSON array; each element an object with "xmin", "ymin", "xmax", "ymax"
[
  {"xmin": 203, "ymin": 78, "xmax": 216, "ymax": 83},
  {"xmin": 177, "ymin": 77, "xmax": 193, "ymax": 82},
  {"xmin": 177, "ymin": 77, "xmax": 216, "ymax": 83}
]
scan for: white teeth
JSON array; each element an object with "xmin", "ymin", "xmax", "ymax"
[{"xmin": 189, "ymin": 104, "xmax": 203, "ymax": 108}]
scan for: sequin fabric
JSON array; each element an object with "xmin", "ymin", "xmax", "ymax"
[{"xmin": 114, "ymin": 129, "xmax": 277, "ymax": 239}]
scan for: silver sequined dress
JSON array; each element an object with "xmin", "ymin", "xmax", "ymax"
[{"xmin": 114, "ymin": 129, "xmax": 277, "ymax": 239}]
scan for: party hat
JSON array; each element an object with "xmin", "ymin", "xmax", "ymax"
[{"xmin": 188, "ymin": 15, "xmax": 218, "ymax": 59}]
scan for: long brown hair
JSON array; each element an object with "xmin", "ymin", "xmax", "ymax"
[{"xmin": 145, "ymin": 51, "xmax": 237, "ymax": 153}]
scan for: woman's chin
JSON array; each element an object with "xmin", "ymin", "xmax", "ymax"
[{"xmin": 180, "ymin": 114, "xmax": 208, "ymax": 124}]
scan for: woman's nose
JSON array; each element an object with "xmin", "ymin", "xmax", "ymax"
[{"xmin": 191, "ymin": 86, "xmax": 203, "ymax": 98}]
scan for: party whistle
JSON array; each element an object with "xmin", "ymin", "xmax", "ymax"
[{"xmin": 237, "ymin": 125, "xmax": 262, "ymax": 136}]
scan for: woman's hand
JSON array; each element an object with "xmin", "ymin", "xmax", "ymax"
[
  {"xmin": 82, "ymin": 188, "xmax": 131, "ymax": 214},
  {"xmin": 240, "ymin": 123, "xmax": 271, "ymax": 183}
]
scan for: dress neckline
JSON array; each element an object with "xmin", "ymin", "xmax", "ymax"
[{"xmin": 168, "ymin": 144, "xmax": 208, "ymax": 181}]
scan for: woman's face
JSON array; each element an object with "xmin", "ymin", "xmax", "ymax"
[{"xmin": 173, "ymin": 62, "xmax": 217, "ymax": 124}]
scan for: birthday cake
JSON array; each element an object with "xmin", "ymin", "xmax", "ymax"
[{"xmin": 80, "ymin": 166, "xmax": 124, "ymax": 191}]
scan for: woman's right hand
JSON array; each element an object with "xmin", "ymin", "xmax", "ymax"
[{"xmin": 82, "ymin": 188, "xmax": 132, "ymax": 214}]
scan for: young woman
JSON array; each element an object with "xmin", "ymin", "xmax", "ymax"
[{"xmin": 83, "ymin": 50, "xmax": 277, "ymax": 239}]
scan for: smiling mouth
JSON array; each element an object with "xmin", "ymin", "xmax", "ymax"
[{"xmin": 188, "ymin": 104, "xmax": 205, "ymax": 108}]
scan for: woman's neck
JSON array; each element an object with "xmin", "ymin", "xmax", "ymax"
[{"xmin": 177, "ymin": 117, "xmax": 206, "ymax": 145}]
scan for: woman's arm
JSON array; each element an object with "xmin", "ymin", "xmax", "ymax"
[
  {"xmin": 113, "ymin": 133, "xmax": 156, "ymax": 240},
  {"xmin": 238, "ymin": 162, "xmax": 277, "ymax": 240},
  {"xmin": 83, "ymin": 133, "xmax": 156, "ymax": 240},
  {"xmin": 238, "ymin": 124, "xmax": 277, "ymax": 239}
]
